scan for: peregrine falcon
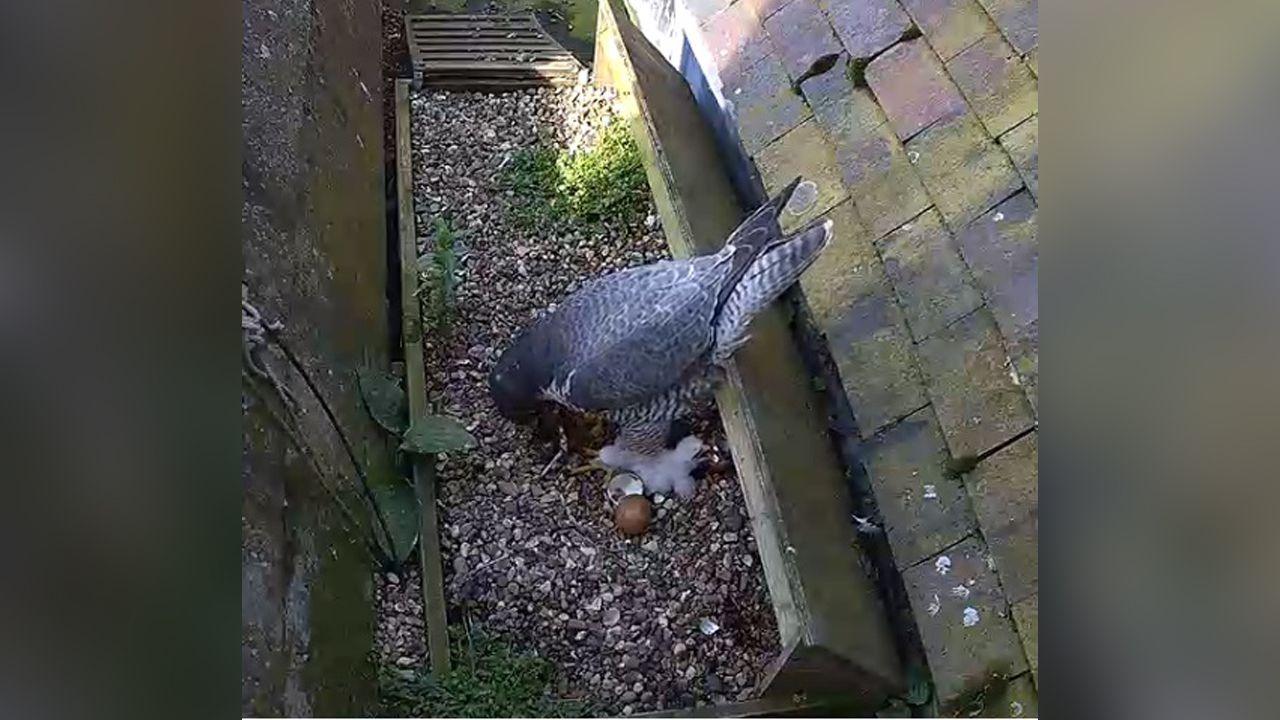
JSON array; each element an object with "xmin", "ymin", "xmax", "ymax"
[{"xmin": 489, "ymin": 177, "xmax": 831, "ymax": 497}]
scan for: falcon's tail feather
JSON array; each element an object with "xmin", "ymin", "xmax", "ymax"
[
  {"xmin": 712, "ymin": 217, "xmax": 833, "ymax": 364},
  {"xmin": 714, "ymin": 177, "xmax": 804, "ymax": 310}
]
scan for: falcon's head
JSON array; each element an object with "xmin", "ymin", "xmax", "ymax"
[{"xmin": 488, "ymin": 333, "xmax": 547, "ymax": 422}]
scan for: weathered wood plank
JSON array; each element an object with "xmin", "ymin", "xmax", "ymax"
[
  {"xmin": 415, "ymin": 51, "xmax": 573, "ymax": 62},
  {"xmin": 421, "ymin": 77, "xmax": 580, "ymax": 89},
  {"xmin": 410, "ymin": 30, "xmax": 546, "ymax": 39},
  {"xmin": 407, "ymin": 14, "xmax": 541, "ymax": 26},
  {"xmin": 413, "ymin": 41, "xmax": 565, "ymax": 50},
  {"xmin": 406, "ymin": 13, "xmax": 582, "ymax": 90},
  {"xmin": 419, "ymin": 59, "xmax": 579, "ymax": 71},
  {"xmin": 395, "ymin": 79, "xmax": 451, "ymax": 675}
]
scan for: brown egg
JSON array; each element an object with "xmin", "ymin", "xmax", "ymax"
[{"xmin": 614, "ymin": 495, "xmax": 652, "ymax": 536}]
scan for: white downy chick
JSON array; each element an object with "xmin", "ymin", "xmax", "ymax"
[{"xmin": 599, "ymin": 436, "xmax": 705, "ymax": 499}]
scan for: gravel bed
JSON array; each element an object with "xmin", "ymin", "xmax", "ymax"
[
  {"xmin": 380, "ymin": 76, "xmax": 781, "ymax": 715},
  {"xmin": 376, "ymin": 565, "xmax": 427, "ymax": 672}
]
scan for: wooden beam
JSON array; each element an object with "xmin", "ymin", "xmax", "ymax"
[{"xmin": 395, "ymin": 78, "xmax": 451, "ymax": 675}]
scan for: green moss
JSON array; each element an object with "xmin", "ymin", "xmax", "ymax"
[
  {"xmin": 944, "ymin": 453, "xmax": 981, "ymax": 478},
  {"xmin": 501, "ymin": 119, "xmax": 649, "ymax": 230},
  {"xmin": 534, "ymin": 0, "xmax": 598, "ymax": 46},
  {"xmin": 847, "ymin": 56, "xmax": 872, "ymax": 88},
  {"xmin": 377, "ymin": 626, "xmax": 591, "ymax": 717}
]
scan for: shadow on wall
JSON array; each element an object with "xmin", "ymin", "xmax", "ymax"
[
  {"xmin": 676, "ymin": 33, "xmax": 766, "ymax": 206},
  {"xmin": 624, "ymin": 0, "xmax": 769, "ymax": 206}
]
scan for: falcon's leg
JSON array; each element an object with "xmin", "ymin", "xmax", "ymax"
[{"xmin": 567, "ymin": 428, "xmax": 605, "ymax": 475}]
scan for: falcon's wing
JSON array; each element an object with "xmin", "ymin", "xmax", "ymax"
[
  {"xmin": 713, "ymin": 176, "xmax": 803, "ymax": 309},
  {"xmin": 545, "ymin": 254, "xmax": 731, "ymax": 411}
]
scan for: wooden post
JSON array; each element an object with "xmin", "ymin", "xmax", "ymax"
[{"xmin": 395, "ymin": 78, "xmax": 451, "ymax": 675}]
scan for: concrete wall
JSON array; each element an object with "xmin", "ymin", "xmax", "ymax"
[{"xmin": 242, "ymin": 0, "xmax": 391, "ymax": 714}]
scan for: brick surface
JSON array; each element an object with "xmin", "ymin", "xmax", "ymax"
[
  {"xmin": 1006, "ymin": 319, "xmax": 1037, "ymax": 413},
  {"xmin": 976, "ymin": 673, "xmax": 1038, "ymax": 717},
  {"xmin": 866, "ymin": 39, "xmax": 968, "ymax": 141},
  {"xmin": 754, "ymin": 119, "xmax": 849, "ymax": 231},
  {"xmin": 954, "ymin": 191, "xmax": 1037, "ymax": 337},
  {"xmin": 983, "ymin": 509, "xmax": 1036, "ymax": 605},
  {"xmin": 744, "ymin": 0, "xmax": 791, "ymax": 21},
  {"xmin": 810, "ymin": 80, "xmax": 888, "ymax": 137},
  {"xmin": 999, "ymin": 115, "xmax": 1037, "ymax": 198},
  {"xmin": 903, "ymin": 536, "xmax": 1029, "ymax": 707},
  {"xmin": 804, "ymin": 78, "xmax": 930, "ymax": 238},
  {"xmin": 763, "ymin": 0, "xmax": 843, "ymax": 80},
  {"xmin": 799, "ymin": 54, "xmax": 855, "ymax": 109},
  {"xmin": 901, "ymin": 0, "xmax": 998, "ymax": 60},
  {"xmin": 795, "ymin": 54, "xmax": 930, "ymax": 239},
  {"xmin": 703, "ymin": 1, "xmax": 771, "ymax": 80},
  {"xmin": 947, "ymin": 33, "xmax": 1038, "ymax": 137},
  {"xmin": 1011, "ymin": 593, "xmax": 1037, "ymax": 679},
  {"xmin": 690, "ymin": 0, "xmax": 736, "ymax": 24},
  {"xmin": 799, "ymin": 200, "xmax": 881, "ymax": 327},
  {"xmin": 724, "ymin": 52, "xmax": 813, "ymax": 154},
  {"xmin": 916, "ymin": 309, "xmax": 1035, "ymax": 457},
  {"xmin": 862, "ymin": 407, "xmax": 978, "ymax": 568},
  {"xmin": 825, "ymin": 291, "xmax": 928, "ymax": 436},
  {"xmin": 965, "ymin": 432, "xmax": 1037, "ymax": 602},
  {"xmin": 847, "ymin": 128, "xmax": 934, "ymax": 240},
  {"xmin": 976, "ymin": 0, "xmax": 1037, "ymax": 54},
  {"xmin": 823, "ymin": 0, "xmax": 912, "ymax": 59},
  {"xmin": 905, "ymin": 112, "xmax": 1022, "ymax": 229},
  {"xmin": 879, "ymin": 209, "xmax": 984, "ymax": 340}
]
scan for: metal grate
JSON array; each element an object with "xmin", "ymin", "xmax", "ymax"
[{"xmin": 405, "ymin": 14, "xmax": 583, "ymax": 90}]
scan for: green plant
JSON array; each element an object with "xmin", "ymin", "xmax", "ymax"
[
  {"xmin": 847, "ymin": 56, "xmax": 872, "ymax": 88},
  {"xmin": 356, "ymin": 365, "xmax": 476, "ymax": 568},
  {"xmin": 502, "ymin": 119, "xmax": 649, "ymax": 230},
  {"xmin": 377, "ymin": 627, "xmax": 589, "ymax": 718},
  {"xmin": 400, "ymin": 414, "xmax": 477, "ymax": 454},
  {"xmin": 418, "ymin": 217, "xmax": 460, "ymax": 331}
]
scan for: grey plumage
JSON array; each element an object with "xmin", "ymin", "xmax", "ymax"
[{"xmin": 489, "ymin": 177, "xmax": 832, "ymax": 495}]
